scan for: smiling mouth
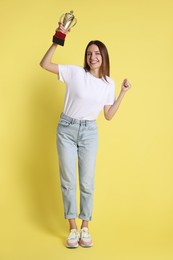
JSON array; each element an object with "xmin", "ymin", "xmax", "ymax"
[{"xmin": 90, "ymin": 61, "xmax": 98, "ymax": 65}]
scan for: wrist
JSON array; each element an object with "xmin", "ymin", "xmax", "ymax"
[{"xmin": 120, "ymin": 88, "xmax": 126, "ymax": 96}]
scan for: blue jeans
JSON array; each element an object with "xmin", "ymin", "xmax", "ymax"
[{"xmin": 56, "ymin": 113, "xmax": 98, "ymax": 221}]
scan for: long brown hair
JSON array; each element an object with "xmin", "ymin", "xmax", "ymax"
[{"xmin": 84, "ymin": 40, "xmax": 110, "ymax": 82}]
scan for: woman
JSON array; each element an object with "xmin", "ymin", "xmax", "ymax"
[{"xmin": 40, "ymin": 23, "xmax": 131, "ymax": 248}]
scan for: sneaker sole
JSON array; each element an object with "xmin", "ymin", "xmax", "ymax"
[
  {"xmin": 66, "ymin": 243, "xmax": 79, "ymax": 249},
  {"xmin": 79, "ymin": 241, "xmax": 93, "ymax": 248}
]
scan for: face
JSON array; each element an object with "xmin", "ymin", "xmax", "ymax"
[{"xmin": 86, "ymin": 44, "xmax": 102, "ymax": 74}]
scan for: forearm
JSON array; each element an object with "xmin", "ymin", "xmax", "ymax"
[
  {"xmin": 105, "ymin": 90, "xmax": 126, "ymax": 120},
  {"xmin": 40, "ymin": 23, "xmax": 70, "ymax": 74}
]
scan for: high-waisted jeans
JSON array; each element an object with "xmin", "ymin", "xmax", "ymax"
[{"xmin": 56, "ymin": 113, "xmax": 98, "ymax": 221}]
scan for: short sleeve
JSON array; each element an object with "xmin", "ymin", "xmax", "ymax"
[{"xmin": 58, "ymin": 64, "xmax": 71, "ymax": 83}]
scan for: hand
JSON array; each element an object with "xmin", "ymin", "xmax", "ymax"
[
  {"xmin": 121, "ymin": 78, "xmax": 131, "ymax": 92},
  {"xmin": 56, "ymin": 22, "xmax": 71, "ymax": 35},
  {"xmin": 53, "ymin": 22, "xmax": 70, "ymax": 46}
]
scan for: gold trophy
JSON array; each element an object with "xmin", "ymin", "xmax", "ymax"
[{"xmin": 53, "ymin": 10, "xmax": 77, "ymax": 46}]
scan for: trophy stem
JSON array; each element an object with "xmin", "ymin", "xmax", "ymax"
[{"xmin": 64, "ymin": 21, "xmax": 71, "ymax": 30}]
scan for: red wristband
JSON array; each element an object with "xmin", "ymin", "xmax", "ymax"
[{"xmin": 53, "ymin": 31, "xmax": 66, "ymax": 46}]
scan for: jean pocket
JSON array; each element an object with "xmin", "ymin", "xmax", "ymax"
[{"xmin": 58, "ymin": 118, "xmax": 71, "ymax": 127}]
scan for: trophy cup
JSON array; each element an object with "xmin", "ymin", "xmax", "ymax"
[{"xmin": 53, "ymin": 10, "xmax": 77, "ymax": 46}]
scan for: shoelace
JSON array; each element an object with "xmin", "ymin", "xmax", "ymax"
[
  {"xmin": 80, "ymin": 228, "xmax": 91, "ymax": 238},
  {"xmin": 68, "ymin": 229, "xmax": 79, "ymax": 239}
]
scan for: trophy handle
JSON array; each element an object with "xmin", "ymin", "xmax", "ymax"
[
  {"xmin": 59, "ymin": 13, "xmax": 65, "ymax": 24},
  {"xmin": 68, "ymin": 18, "xmax": 77, "ymax": 29}
]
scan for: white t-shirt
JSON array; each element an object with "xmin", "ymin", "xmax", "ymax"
[{"xmin": 58, "ymin": 65, "xmax": 115, "ymax": 120}]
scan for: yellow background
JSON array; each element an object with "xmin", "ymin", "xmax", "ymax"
[{"xmin": 0, "ymin": 0, "xmax": 173, "ymax": 259}]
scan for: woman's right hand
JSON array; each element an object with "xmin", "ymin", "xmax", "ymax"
[
  {"xmin": 56, "ymin": 22, "xmax": 71, "ymax": 35},
  {"xmin": 53, "ymin": 22, "xmax": 70, "ymax": 46}
]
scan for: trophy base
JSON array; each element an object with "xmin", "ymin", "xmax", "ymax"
[
  {"xmin": 53, "ymin": 36, "xmax": 65, "ymax": 46},
  {"xmin": 52, "ymin": 31, "xmax": 66, "ymax": 46}
]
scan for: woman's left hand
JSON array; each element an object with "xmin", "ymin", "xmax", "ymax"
[{"xmin": 121, "ymin": 79, "xmax": 131, "ymax": 92}]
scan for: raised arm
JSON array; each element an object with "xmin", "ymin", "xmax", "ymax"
[
  {"xmin": 40, "ymin": 43, "xmax": 59, "ymax": 74},
  {"xmin": 104, "ymin": 79, "xmax": 131, "ymax": 120},
  {"xmin": 40, "ymin": 23, "xmax": 70, "ymax": 74}
]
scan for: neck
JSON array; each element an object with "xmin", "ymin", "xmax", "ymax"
[{"xmin": 90, "ymin": 69, "xmax": 101, "ymax": 78}]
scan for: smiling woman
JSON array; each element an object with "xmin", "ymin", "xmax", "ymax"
[
  {"xmin": 40, "ymin": 22, "xmax": 131, "ymax": 248},
  {"xmin": 87, "ymin": 45, "xmax": 103, "ymax": 75},
  {"xmin": 84, "ymin": 40, "xmax": 109, "ymax": 81}
]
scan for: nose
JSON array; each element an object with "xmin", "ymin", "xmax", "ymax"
[{"xmin": 90, "ymin": 53, "xmax": 96, "ymax": 59}]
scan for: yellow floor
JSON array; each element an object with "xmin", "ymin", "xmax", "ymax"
[{"xmin": 1, "ymin": 209, "xmax": 173, "ymax": 260}]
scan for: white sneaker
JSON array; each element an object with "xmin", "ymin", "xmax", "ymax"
[
  {"xmin": 79, "ymin": 227, "xmax": 93, "ymax": 247},
  {"xmin": 66, "ymin": 229, "xmax": 80, "ymax": 248}
]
